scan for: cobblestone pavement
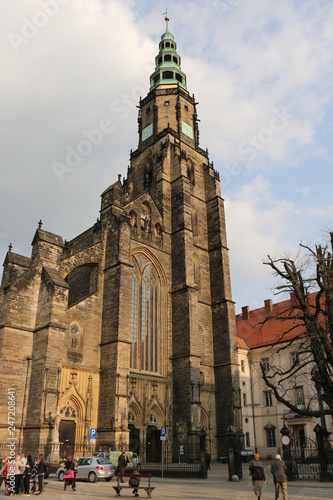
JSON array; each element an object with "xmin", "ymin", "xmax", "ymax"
[{"xmin": 14, "ymin": 462, "xmax": 333, "ymax": 500}]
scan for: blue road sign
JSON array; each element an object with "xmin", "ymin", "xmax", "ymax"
[
  {"xmin": 160, "ymin": 426, "xmax": 166, "ymax": 437},
  {"xmin": 90, "ymin": 428, "xmax": 97, "ymax": 440}
]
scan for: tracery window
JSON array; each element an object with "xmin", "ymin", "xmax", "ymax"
[
  {"xmin": 148, "ymin": 413, "xmax": 157, "ymax": 424},
  {"xmin": 130, "ymin": 255, "xmax": 159, "ymax": 373},
  {"xmin": 60, "ymin": 403, "xmax": 76, "ymax": 418}
]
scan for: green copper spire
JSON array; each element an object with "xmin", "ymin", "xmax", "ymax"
[{"xmin": 150, "ymin": 16, "xmax": 187, "ymax": 91}]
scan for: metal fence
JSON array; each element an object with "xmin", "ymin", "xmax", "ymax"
[
  {"xmin": 140, "ymin": 441, "xmax": 202, "ymax": 473},
  {"xmin": 290, "ymin": 434, "xmax": 320, "ymax": 480},
  {"xmin": 0, "ymin": 440, "xmax": 203, "ymax": 473}
]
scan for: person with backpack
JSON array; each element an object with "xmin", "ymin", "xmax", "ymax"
[{"xmin": 249, "ymin": 453, "xmax": 266, "ymax": 500}]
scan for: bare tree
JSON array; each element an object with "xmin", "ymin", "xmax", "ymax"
[{"xmin": 260, "ymin": 234, "xmax": 333, "ymax": 418}]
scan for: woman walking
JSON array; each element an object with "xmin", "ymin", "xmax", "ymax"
[{"xmin": 249, "ymin": 453, "xmax": 266, "ymax": 500}]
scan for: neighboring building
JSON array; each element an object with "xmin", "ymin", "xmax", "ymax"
[
  {"xmin": 237, "ymin": 297, "xmax": 333, "ymax": 457},
  {"xmin": 0, "ymin": 18, "xmax": 241, "ymax": 462}
]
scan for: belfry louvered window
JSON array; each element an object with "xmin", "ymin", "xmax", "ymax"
[{"xmin": 130, "ymin": 255, "xmax": 159, "ymax": 373}]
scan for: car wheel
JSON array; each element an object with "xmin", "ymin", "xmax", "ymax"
[
  {"xmin": 58, "ymin": 471, "xmax": 64, "ymax": 482},
  {"xmin": 105, "ymin": 477, "xmax": 112, "ymax": 482},
  {"xmin": 88, "ymin": 472, "xmax": 97, "ymax": 483}
]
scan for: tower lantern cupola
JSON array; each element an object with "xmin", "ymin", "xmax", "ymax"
[{"xmin": 150, "ymin": 16, "xmax": 187, "ymax": 91}]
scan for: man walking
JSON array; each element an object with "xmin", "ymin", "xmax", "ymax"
[
  {"xmin": 270, "ymin": 454, "xmax": 288, "ymax": 500},
  {"xmin": 118, "ymin": 450, "xmax": 128, "ymax": 483}
]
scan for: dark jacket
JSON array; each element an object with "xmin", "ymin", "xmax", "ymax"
[
  {"xmin": 129, "ymin": 469, "xmax": 140, "ymax": 487},
  {"xmin": 118, "ymin": 453, "xmax": 127, "ymax": 470},
  {"xmin": 249, "ymin": 460, "xmax": 266, "ymax": 481},
  {"xmin": 25, "ymin": 456, "xmax": 33, "ymax": 477},
  {"xmin": 37, "ymin": 460, "xmax": 47, "ymax": 475},
  {"xmin": 270, "ymin": 458, "xmax": 287, "ymax": 483},
  {"xmin": 65, "ymin": 460, "xmax": 74, "ymax": 472}
]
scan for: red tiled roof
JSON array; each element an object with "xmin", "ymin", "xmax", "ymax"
[
  {"xmin": 237, "ymin": 337, "xmax": 248, "ymax": 350},
  {"xmin": 236, "ymin": 293, "xmax": 318, "ymax": 349}
]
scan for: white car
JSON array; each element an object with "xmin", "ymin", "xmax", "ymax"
[{"xmin": 56, "ymin": 456, "xmax": 115, "ymax": 483}]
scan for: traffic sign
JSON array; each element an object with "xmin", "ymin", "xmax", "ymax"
[
  {"xmin": 160, "ymin": 426, "xmax": 166, "ymax": 440},
  {"xmin": 281, "ymin": 434, "xmax": 290, "ymax": 446},
  {"xmin": 90, "ymin": 428, "xmax": 97, "ymax": 440}
]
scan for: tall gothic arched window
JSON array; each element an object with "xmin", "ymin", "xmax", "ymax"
[{"xmin": 131, "ymin": 255, "xmax": 159, "ymax": 373}]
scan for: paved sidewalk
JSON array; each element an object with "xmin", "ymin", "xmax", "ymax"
[{"xmin": 14, "ymin": 462, "xmax": 333, "ymax": 500}]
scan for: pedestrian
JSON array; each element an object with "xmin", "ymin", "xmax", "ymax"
[
  {"xmin": 63, "ymin": 455, "xmax": 75, "ymax": 491},
  {"xmin": 24, "ymin": 455, "xmax": 33, "ymax": 496},
  {"xmin": 129, "ymin": 465, "xmax": 140, "ymax": 497},
  {"xmin": 37, "ymin": 454, "xmax": 47, "ymax": 494},
  {"xmin": 72, "ymin": 457, "xmax": 78, "ymax": 491},
  {"xmin": 205, "ymin": 450, "xmax": 211, "ymax": 470},
  {"xmin": 19, "ymin": 453, "xmax": 27, "ymax": 494},
  {"xmin": 31, "ymin": 458, "xmax": 39, "ymax": 494},
  {"xmin": 118, "ymin": 450, "xmax": 128, "ymax": 483},
  {"xmin": 0, "ymin": 456, "xmax": 9, "ymax": 490},
  {"xmin": 13, "ymin": 455, "xmax": 22, "ymax": 495},
  {"xmin": 249, "ymin": 453, "xmax": 266, "ymax": 500},
  {"xmin": 270, "ymin": 454, "xmax": 288, "ymax": 500}
]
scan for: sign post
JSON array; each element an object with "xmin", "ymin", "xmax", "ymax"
[
  {"xmin": 90, "ymin": 428, "xmax": 97, "ymax": 456},
  {"xmin": 160, "ymin": 427, "xmax": 166, "ymax": 478}
]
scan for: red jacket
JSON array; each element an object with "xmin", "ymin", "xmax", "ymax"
[{"xmin": 1, "ymin": 460, "xmax": 9, "ymax": 478}]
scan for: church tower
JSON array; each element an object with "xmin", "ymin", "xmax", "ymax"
[
  {"xmin": 98, "ymin": 17, "xmax": 241, "ymax": 459},
  {"xmin": 0, "ymin": 16, "xmax": 240, "ymax": 462}
]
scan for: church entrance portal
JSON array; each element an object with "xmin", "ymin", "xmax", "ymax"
[
  {"xmin": 59, "ymin": 420, "xmax": 76, "ymax": 459},
  {"xmin": 129, "ymin": 425, "xmax": 140, "ymax": 455},
  {"xmin": 146, "ymin": 426, "xmax": 161, "ymax": 463}
]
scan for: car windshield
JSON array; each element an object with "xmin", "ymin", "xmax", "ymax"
[{"xmin": 97, "ymin": 458, "xmax": 112, "ymax": 465}]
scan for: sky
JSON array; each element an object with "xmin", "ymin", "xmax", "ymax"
[{"xmin": 1, "ymin": 0, "xmax": 333, "ymax": 313}]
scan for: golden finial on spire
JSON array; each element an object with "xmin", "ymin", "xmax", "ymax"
[{"xmin": 162, "ymin": 9, "xmax": 169, "ymax": 28}]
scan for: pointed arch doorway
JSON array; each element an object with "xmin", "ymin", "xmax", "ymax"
[
  {"xmin": 146, "ymin": 426, "xmax": 161, "ymax": 463},
  {"xmin": 59, "ymin": 419, "xmax": 76, "ymax": 459}
]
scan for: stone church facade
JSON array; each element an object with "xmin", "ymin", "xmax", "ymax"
[{"xmin": 0, "ymin": 19, "xmax": 241, "ymax": 462}]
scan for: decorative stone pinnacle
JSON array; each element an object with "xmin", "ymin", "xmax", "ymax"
[
  {"xmin": 38, "ymin": 219, "xmax": 43, "ymax": 229},
  {"xmin": 8, "ymin": 243, "xmax": 12, "ymax": 252}
]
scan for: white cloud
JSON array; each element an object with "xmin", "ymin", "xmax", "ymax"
[
  {"xmin": 295, "ymin": 186, "xmax": 311, "ymax": 197},
  {"xmin": 1, "ymin": 0, "xmax": 333, "ymax": 313}
]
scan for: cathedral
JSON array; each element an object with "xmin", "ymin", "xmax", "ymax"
[{"xmin": 0, "ymin": 18, "xmax": 241, "ymax": 463}]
